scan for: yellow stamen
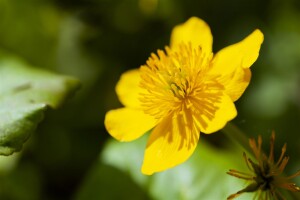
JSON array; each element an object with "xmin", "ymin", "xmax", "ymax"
[{"xmin": 139, "ymin": 43, "xmax": 221, "ymax": 131}]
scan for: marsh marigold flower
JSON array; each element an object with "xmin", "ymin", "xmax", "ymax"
[
  {"xmin": 104, "ymin": 17, "xmax": 264, "ymax": 175},
  {"xmin": 227, "ymin": 132, "xmax": 300, "ymax": 199}
]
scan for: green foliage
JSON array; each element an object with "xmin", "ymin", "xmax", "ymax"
[
  {"xmin": 75, "ymin": 164, "xmax": 150, "ymax": 200},
  {"xmin": 0, "ymin": 52, "xmax": 80, "ymax": 156},
  {"xmin": 92, "ymin": 135, "xmax": 252, "ymax": 200},
  {"xmin": 0, "ymin": 162, "xmax": 42, "ymax": 200}
]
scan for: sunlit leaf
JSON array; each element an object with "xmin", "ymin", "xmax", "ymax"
[
  {"xmin": 100, "ymin": 134, "xmax": 255, "ymax": 200},
  {"xmin": 0, "ymin": 52, "xmax": 80, "ymax": 156}
]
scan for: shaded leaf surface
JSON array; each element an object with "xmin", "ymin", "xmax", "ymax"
[
  {"xmin": 0, "ymin": 53, "xmax": 80, "ymax": 155},
  {"xmin": 75, "ymin": 164, "xmax": 150, "ymax": 200}
]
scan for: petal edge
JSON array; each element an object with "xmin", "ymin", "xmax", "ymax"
[
  {"xmin": 200, "ymin": 93, "xmax": 237, "ymax": 134},
  {"xmin": 116, "ymin": 69, "xmax": 143, "ymax": 108},
  {"xmin": 170, "ymin": 17, "xmax": 213, "ymax": 55},
  {"xmin": 104, "ymin": 107, "xmax": 157, "ymax": 142}
]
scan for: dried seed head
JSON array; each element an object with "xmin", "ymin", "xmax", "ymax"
[{"xmin": 227, "ymin": 131, "xmax": 300, "ymax": 199}]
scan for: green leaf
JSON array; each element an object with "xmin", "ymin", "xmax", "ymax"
[
  {"xmin": 74, "ymin": 164, "xmax": 150, "ymax": 200},
  {"xmin": 100, "ymin": 134, "xmax": 256, "ymax": 200},
  {"xmin": 0, "ymin": 162, "xmax": 42, "ymax": 200},
  {"xmin": 0, "ymin": 52, "xmax": 80, "ymax": 156}
]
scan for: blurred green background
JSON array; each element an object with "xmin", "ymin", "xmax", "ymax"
[{"xmin": 0, "ymin": 0, "xmax": 300, "ymax": 199}]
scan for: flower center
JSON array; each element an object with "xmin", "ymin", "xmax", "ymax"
[{"xmin": 139, "ymin": 43, "xmax": 214, "ymax": 120}]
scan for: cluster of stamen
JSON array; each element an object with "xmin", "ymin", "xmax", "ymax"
[{"xmin": 139, "ymin": 43, "xmax": 218, "ymax": 122}]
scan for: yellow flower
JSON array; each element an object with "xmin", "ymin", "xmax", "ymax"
[
  {"xmin": 104, "ymin": 17, "xmax": 264, "ymax": 175},
  {"xmin": 227, "ymin": 132, "xmax": 300, "ymax": 199}
]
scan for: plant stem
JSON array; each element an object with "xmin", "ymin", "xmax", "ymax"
[{"xmin": 222, "ymin": 122, "xmax": 253, "ymax": 156}]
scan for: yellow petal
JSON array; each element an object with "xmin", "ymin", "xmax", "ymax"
[
  {"xmin": 210, "ymin": 29, "xmax": 263, "ymax": 101},
  {"xmin": 199, "ymin": 93, "xmax": 237, "ymax": 134},
  {"xmin": 170, "ymin": 17, "xmax": 213, "ymax": 55},
  {"xmin": 212, "ymin": 29, "xmax": 264, "ymax": 71},
  {"xmin": 116, "ymin": 69, "xmax": 144, "ymax": 108},
  {"xmin": 104, "ymin": 107, "xmax": 157, "ymax": 142},
  {"xmin": 141, "ymin": 113, "xmax": 200, "ymax": 175},
  {"xmin": 218, "ymin": 67, "xmax": 251, "ymax": 101}
]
